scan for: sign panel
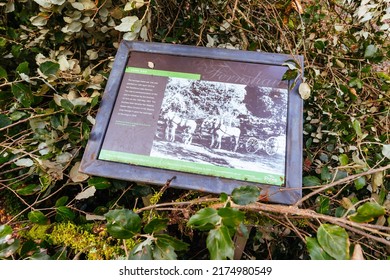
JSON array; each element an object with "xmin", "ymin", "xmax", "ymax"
[{"xmin": 80, "ymin": 41, "xmax": 303, "ymax": 204}]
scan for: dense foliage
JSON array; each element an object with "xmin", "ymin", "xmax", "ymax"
[{"xmin": 0, "ymin": 0, "xmax": 389, "ymax": 260}]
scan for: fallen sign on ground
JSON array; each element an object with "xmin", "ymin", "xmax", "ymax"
[{"xmin": 80, "ymin": 41, "xmax": 303, "ymax": 205}]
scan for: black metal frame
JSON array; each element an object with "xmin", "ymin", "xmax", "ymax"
[{"xmin": 79, "ymin": 41, "xmax": 303, "ymax": 205}]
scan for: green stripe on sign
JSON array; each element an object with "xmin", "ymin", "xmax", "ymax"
[
  {"xmin": 125, "ymin": 67, "xmax": 201, "ymax": 80},
  {"xmin": 99, "ymin": 149, "xmax": 285, "ymax": 186}
]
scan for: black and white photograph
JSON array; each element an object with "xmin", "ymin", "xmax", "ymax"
[{"xmin": 150, "ymin": 78, "xmax": 288, "ymax": 179}]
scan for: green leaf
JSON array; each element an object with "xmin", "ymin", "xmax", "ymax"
[
  {"xmin": 282, "ymin": 60, "xmax": 299, "ymax": 70},
  {"xmin": 333, "ymin": 170, "xmax": 348, "ymax": 181},
  {"xmin": 231, "ymin": 186, "xmax": 260, "ymax": 205},
  {"xmin": 60, "ymin": 99, "xmax": 74, "ymax": 113},
  {"xmin": 39, "ymin": 61, "xmax": 60, "ymax": 76},
  {"xmin": 217, "ymin": 208, "xmax": 245, "ymax": 228},
  {"xmin": 219, "ymin": 193, "xmax": 228, "ymax": 202},
  {"xmin": 11, "ymin": 83, "xmax": 33, "ymax": 107},
  {"xmin": 55, "ymin": 206, "xmax": 75, "ymax": 221},
  {"xmin": 282, "ymin": 69, "xmax": 298, "ymax": 81},
  {"xmin": 352, "ymin": 119, "xmax": 363, "ymax": 138},
  {"xmin": 28, "ymin": 210, "xmax": 48, "ymax": 225},
  {"xmin": 9, "ymin": 111, "xmax": 27, "ymax": 121},
  {"xmin": 16, "ymin": 184, "xmax": 41, "ymax": 196},
  {"xmin": 88, "ymin": 177, "xmax": 111, "ymax": 190},
  {"xmin": 0, "ymin": 225, "xmax": 12, "ymax": 243},
  {"xmin": 153, "ymin": 240, "xmax": 177, "ymax": 260},
  {"xmin": 0, "ymin": 66, "xmax": 7, "ymax": 79},
  {"xmin": 339, "ymin": 154, "xmax": 349, "ymax": 166},
  {"xmin": 349, "ymin": 78, "xmax": 363, "ymax": 89},
  {"xmin": 0, "ymin": 225, "xmax": 20, "ymax": 258},
  {"xmin": 206, "ymin": 226, "xmax": 234, "ymax": 260},
  {"xmin": 354, "ymin": 177, "xmax": 366, "ymax": 190},
  {"xmin": 28, "ymin": 251, "xmax": 50, "ymax": 260},
  {"xmin": 317, "ymin": 224, "xmax": 350, "ymax": 260},
  {"xmin": 187, "ymin": 208, "xmax": 220, "ymax": 230},
  {"xmin": 105, "ymin": 209, "xmax": 141, "ymax": 239},
  {"xmin": 314, "ymin": 40, "xmax": 326, "ymax": 50},
  {"xmin": 364, "ymin": 44, "xmax": 378, "ymax": 58},
  {"xmin": 16, "ymin": 61, "xmax": 29, "ymax": 75},
  {"xmin": 55, "ymin": 196, "xmax": 69, "ymax": 207},
  {"xmin": 0, "ymin": 239, "xmax": 20, "ymax": 258},
  {"xmin": 315, "ymin": 196, "xmax": 330, "ymax": 214},
  {"xmin": 129, "ymin": 238, "xmax": 153, "ymax": 260},
  {"xmin": 303, "ymin": 176, "xmax": 321, "ymax": 187},
  {"xmin": 144, "ymin": 218, "xmax": 169, "ymax": 234},
  {"xmin": 348, "ymin": 202, "xmax": 386, "ymax": 223},
  {"xmin": 306, "ymin": 237, "xmax": 334, "ymax": 260},
  {"xmin": 382, "ymin": 144, "xmax": 390, "ymax": 159},
  {"xmin": 154, "ymin": 234, "xmax": 189, "ymax": 251},
  {"xmin": 320, "ymin": 166, "xmax": 332, "ymax": 181},
  {"xmin": 0, "ymin": 114, "xmax": 12, "ymax": 128}
]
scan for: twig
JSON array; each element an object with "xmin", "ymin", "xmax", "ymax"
[
  {"xmin": 284, "ymin": 214, "xmax": 306, "ymax": 243},
  {"xmin": 0, "ymin": 110, "xmax": 64, "ymax": 132},
  {"xmin": 135, "ymin": 197, "xmax": 220, "ymax": 214},
  {"xmin": 295, "ymin": 164, "xmax": 390, "ymax": 206},
  {"xmin": 236, "ymin": 202, "xmax": 390, "ymax": 247},
  {"xmin": 162, "ymin": 1, "xmax": 184, "ymax": 42},
  {"xmin": 231, "ymin": 0, "xmax": 239, "ymax": 21}
]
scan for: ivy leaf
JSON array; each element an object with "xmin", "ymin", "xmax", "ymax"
[
  {"xmin": 0, "ymin": 225, "xmax": 20, "ymax": 258},
  {"xmin": 55, "ymin": 206, "xmax": 75, "ymax": 222},
  {"xmin": 144, "ymin": 218, "xmax": 169, "ymax": 234},
  {"xmin": 0, "ymin": 114, "xmax": 12, "ymax": 128},
  {"xmin": 16, "ymin": 184, "xmax": 41, "ymax": 196},
  {"xmin": 28, "ymin": 210, "xmax": 48, "ymax": 225},
  {"xmin": 55, "ymin": 196, "xmax": 69, "ymax": 207},
  {"xmin": 354, "ymin": 177, "xmax": 366, "ymax": 190},
  {"xmin": 317, "ymin": 224, "xmax": 350, "ymax": 260},
  {"xmin": 315, "ymin": 196, "xmax": 330, "ymax": 215},
  {"xmin": 115, "ymin": 16, "xmax": 140, "ymax": 32},
  {"xmin": 339, "ymin": 154, "xmax": 349, "ymax": 166},
  {"xmin": 298, "ymin": 82, "xmax": 311, "ymax": 100},
  {"xmin": 349, "ymin": 78, "xmax": 363, "ymax": 89},
  {"xmin": 69, "ymin": 161, "xmax": 89, "ymax": 183},
  {"xmin": 128, "ymin": 238, "xmax": 153, "ymax": 260},
  {"xmin": 105, "ymin": 209, "xmax": 141, "ymax": 239},
  {"xmin": 0, "ymin": 66, "xmax": 7, "ymax": 79},
  {"xmin": 352, "ymin": 119, "xmax": 363, "ymax": 138},
  {"xmin": 206, "ymin": 226, "xmax": 234, "ymax": 260},
  {"xmin": 306, "ymin": 237, "xmax": 334, "ymax": 260},
  {"xmin": 364, "ymin": 45, "xmax": 378, "ymax": 58},
  {"xmin": 75, "ymin": 186, "xmax": 96, "ymax": 200},
  {"xmin": 60, "ymin": 99, "xmax": 74, "ymax": 113},
  {"xmin": 303, "ymin": 176, "xmax": 321, "ymax": 187},
  {"xmin": 153, "ymin": 240, "xmax": 177, "ymax": 260},
  {"xmin": 11, "ymin": 83, "xmax": 33, "ymax": 107},
  {"xmin": 155, "ymin": 234, "xmax": 189, "ymax": 252},
  {"xmin": 187, "ymin": 208, "xmax": 220, "ymax": 230},
  {"xmin": 16, "ymin": 61, "xmax": 29, "ymax": 75},
  {"xmin": 217, "ymin": 207, "xmax": 245, "ymax": 228},
  {"xmin": 231, "ymin": 186, "xmax": 260, "ymax": 205},
  {"xmin": 88, "ymin": 177, "xmax": 111, "ymax": 190},
  {"xmin": 348, "ymin": 202, "xmax": 386, "ymax": 223},
  {"xmin": 382, "ymin": 144, "xmax": 390, "ymax": 159},
  {"xmin": 39, "ymin": 61, "xmax": 60, "ymax": 76},
  {"xmin": 0, "ymin": 240, "xmax": 20, "ymax": 258},
  {"xmin": 314, "ymin": 40, "xmax": 326, "ymax": 50},
  {"xmin": 320, "ymin": 166, "xmax": 332, "ymax": 181},
  {"xmin": 282, "ymin": 69, "xmax": 298, "ymax": 81},
  {"xmin": 0, "ymin": 225, "xmax": 12, "ymax": 243},
  {"xmin": 282, "ymin": 60, "xmax": 299, "ymax": 70}
]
